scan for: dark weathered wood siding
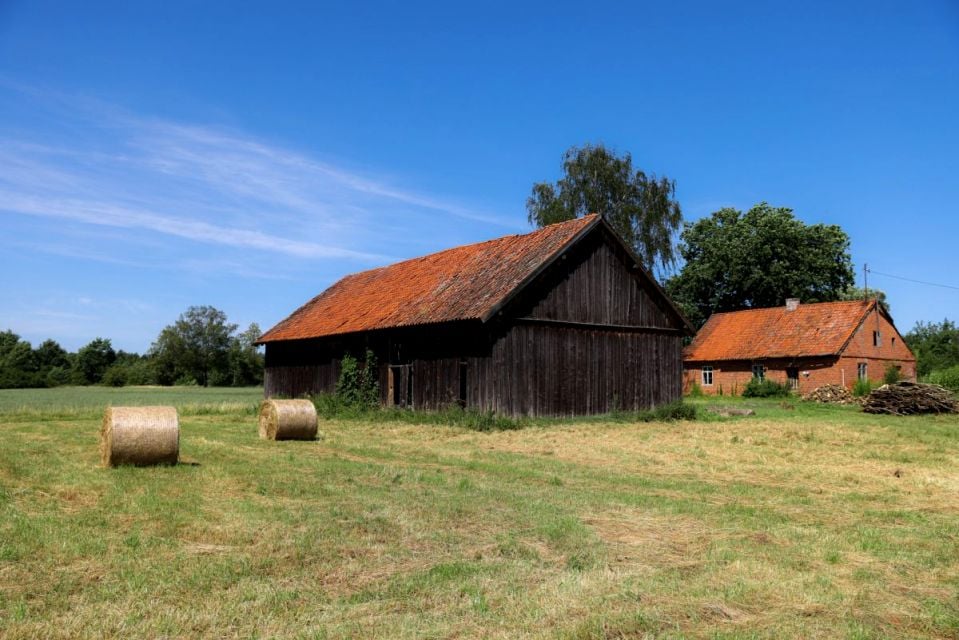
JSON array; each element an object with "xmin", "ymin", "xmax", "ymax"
[
  {"xmin": 263, "ymin": 224, "xmax": 687, "ymax": 416},
  {"xmin": 468, "ymin": 324, "xmax": 682, "ymax": 415},
  {"xmin": 522, "ymin": 230, "xmax": 674, "ymax": 328}
]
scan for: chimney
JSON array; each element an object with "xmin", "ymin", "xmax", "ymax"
[{"xmin": 785, "ymin": 298, "xmax": 800, "ymax": 311}]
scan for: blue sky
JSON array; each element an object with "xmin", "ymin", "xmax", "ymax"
[{"xmin": 0, "ymin": 0, "xmax": 957, "ymax": 352}]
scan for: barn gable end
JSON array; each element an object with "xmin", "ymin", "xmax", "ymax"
[{"xmin": 511, "ymin": 226, "xmax": 678, "ymax": 329}]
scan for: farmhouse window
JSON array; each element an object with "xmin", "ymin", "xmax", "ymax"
[
  {"xmin": 702, "ymin": 366, "xmax": 713, "ymax": 386},
  {"xmin": 857, "ymin": 363, "xmax": 867, "ymax": 380},
  {"xmin": 751, "ymin": 364, "xmax": 765, "ymax": 380},
  {"xmin": 873, "ymin": 331, "xmax": 881, "ymax": 347}
]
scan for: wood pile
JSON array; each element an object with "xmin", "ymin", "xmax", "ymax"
[
  {"xmin": 861, "ymin": 381, "xmax": 959, "ymax": 416},
  {"xmin": 802, "ymin": 384, "xmax": 857, "ymax": 405}
]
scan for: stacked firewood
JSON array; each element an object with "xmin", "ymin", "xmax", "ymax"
[
  {"xmin": 802, "ymin": 384, "xmax": 857, "ymax": 405},
  {"xmin": 861, "ymin": 381, "xmax": 959, "ymax": 416}
]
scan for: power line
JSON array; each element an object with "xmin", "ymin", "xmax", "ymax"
[{"xmin": 866, "ymin": 267, "xmax": 959, "ymax": 292}]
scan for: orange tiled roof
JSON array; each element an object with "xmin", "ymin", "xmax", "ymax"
[
  {"xmin": 258, "ymin": 215, "xmax": 601, "ymax": 342},
  {"xmin": 684, "ymin": 299, "xmax": 876, "ymax": 361}
]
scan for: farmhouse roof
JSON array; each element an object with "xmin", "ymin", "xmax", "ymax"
[
  {"xmin": 684, "ymin": 299, "xmax": 890, "ymax": 362},
  {"xmin": 258, "ymin": 214, "xmax": 691, "ymax": 343}
]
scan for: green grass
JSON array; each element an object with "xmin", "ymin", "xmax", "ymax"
[
  {"xmin": 1, "ymin": 388, "xmax": 958, "ymax": 638},
  {"xmin": 0, "ymin": 385, "xmax": 263, "ymax": 419}
]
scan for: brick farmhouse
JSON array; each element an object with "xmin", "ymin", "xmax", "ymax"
[{"xmin": 683, "ymin": 299, "xmax": 916, "ymax": 395}]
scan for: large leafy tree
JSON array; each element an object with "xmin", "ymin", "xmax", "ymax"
[
  {"xmin": 839, "ymin": 286, "xmax": 889, "ymax": 313},
  {"xmin": 74, "ymin": 337, "xmax": 116, "ymax": 384},
  {"xmin": 34, "ymin": 339, "xmax": 69, "ymax": 370},
  {"xmin": 35, "ymin": 339, "xmax": 74, "ymax": 387},
  {"xmin": 225, "ymin": 322, "xmax": 265, "ymax": 387},
  {"xmin": 904, "ymin": 320, "xmax": 959, "ymax": 377},
  {"xmin": 150, "ymin": 306, "xmax": 237, "ymax": 386},
  {"xmin": 0, "ymin": 330, "xmax": 39, "ymax": 388},
  {"xmin": 666, "ymin": 203, "xmax": 855, "ymax": 328},
  {"xmin": 527, "ymin": 143, "xmax": 682, "ymax": 274}
]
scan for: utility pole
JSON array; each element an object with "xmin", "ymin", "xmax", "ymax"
[{"xmin": 864, "ymin": 263, "xmax": 868, "ymax": 300}]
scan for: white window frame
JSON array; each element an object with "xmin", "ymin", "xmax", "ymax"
[
  {"xmin": 873, "ymin": 331, "xmax": 881, "ymax": 347},
  {"xmin": 858, "ymin": 362, "xmax": 868, "ymax": 381},
  {"xmin": 702, "ymin": 366, "xmax": 713, "ymax": 386},
  {"xmin": 751, "ymin": 363, "xmax": 765, "ymax": 380}
]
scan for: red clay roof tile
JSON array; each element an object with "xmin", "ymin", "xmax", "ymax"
[
  {"xmin": 684, "ymin": 299, "xmax": 876, "ymax": 361},
  {"xmin": 258, "ymin": 215, "xmax": 600, "ymax": 342}
]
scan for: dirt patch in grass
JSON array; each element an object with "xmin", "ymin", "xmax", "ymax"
[{"xmin": 584, "ymin": 508, "xmax": 711, "ymax": 570}]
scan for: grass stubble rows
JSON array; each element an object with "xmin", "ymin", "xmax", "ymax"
[{"xmin": 0, "ymin": 389, "xmax": 957, "ymax": 639}]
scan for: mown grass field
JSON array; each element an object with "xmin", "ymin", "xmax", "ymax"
[
  {"xmin": 1, "ymin": 388, "xmax": 958, "ymax": 639},
  {"xmin": 0, "ymin": 385, "xmax": 263, "ymax": 417}
]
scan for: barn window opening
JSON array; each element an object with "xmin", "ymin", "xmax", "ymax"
[
  {"xmin": 892, "ymin": 337, "xmax": 896, "ymax": 347},
  {"xmin": 388, "ymin": 366, "xmax": 401, "ymax": 407},
  {"xmin": 751, "ymin": 364, "xmax": 765, "ymax": 380},
  {"xmin": 702, "ymin": 366, "xmax": 713, "ymax": 386},
  {"xmin": 458, "ymin": 360, "xmax": 468, "ymax": 407},
  {"xmin": 858, "ymin": 363, "xmax": 867, "ymax": 380},
  {"xmin": 873, "ymin": 331, "xmax": 881, "ymax": 347},
  {"xmin": 786, "ymin": 367, "xmax": 799, "ymax": 390},
  {"xmin": 406, "ymin": 367, "xmax": 414, "ymax": 409},
  {"xmin": 388, "ymin": 365, "xmax": 413, "ymax": 408}
]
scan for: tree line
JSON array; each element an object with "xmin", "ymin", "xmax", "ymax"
[{"xmin": 0, "ymin": 306, "xmax": 263, "ymax": 389}]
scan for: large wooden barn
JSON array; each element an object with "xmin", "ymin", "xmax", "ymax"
[{"xmin": 257, "ymin": 214, "xmax": 694, "ymax": 416}]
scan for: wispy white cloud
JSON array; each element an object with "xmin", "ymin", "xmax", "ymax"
[
  {"xmin": 0, "ymin": 84, "xmax": 525, "ymax": 350},
  {"xmin": 0, "ymin": 86, "xmax": 520, "ymax": 275},
  {"xmin": 0, "ymin": 190, "xmax": 380, "ymax": 260}
]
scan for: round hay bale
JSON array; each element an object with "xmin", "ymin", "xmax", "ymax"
[
  {"xmin": 101, "ymin": 406, "xmax": 179, "ymax": 467},
  {"xmin": 258, "ymin": 399, "xmax": 318, "ymax": 440}
]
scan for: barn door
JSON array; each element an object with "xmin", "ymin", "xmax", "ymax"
[{"xmin": 388, "ymin": 364, "xmax": 413, "ymax": 408}]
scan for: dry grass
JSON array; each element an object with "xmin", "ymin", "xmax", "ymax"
[{"xmin": 0, "ymin": 392, "xmax": 957, "ymax": 638}]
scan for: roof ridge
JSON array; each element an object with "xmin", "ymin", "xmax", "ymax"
[
  {"xmin": 708, "ymin": 298, "xmax": 871, "ymax": 316},
  {"xmin": 256, "ymin": 214, "xmax": 602, "ymax": 343},
  {"xmin": 686, "ymin": 297, "xmax": 882, "ymax": 362},
  {"xmin": 336, "ymin": 214, "xmax": 599, "ymax": 283}
]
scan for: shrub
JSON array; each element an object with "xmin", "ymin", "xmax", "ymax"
[
  {"xmin": 101, "ymin": 365, "xmax": 127, "ymax": 387},
  {"xmin": 852, "ymin": 378, "xmax": 874, "ymax": 397},
  {"xmin": 686, "ymin": 382, "xmax": 704, "ymax": 398},
  {"xmin": 607, "ymin": 400, "xmax": 698, "ymax": 423},
  {"xmin": 883, "ymin": 364, "xmax": 902, "ymax": 385},
  {"xmin": 742, "ymin": 378, "xmax": 791, "ymax": 398},
  {"xmin": 927, "ymin": 365, "xmax": 959, "ymax": 393},
  {"xmin": 334, "ymin": 349, "xmax": 379, "ymax": 409},
  {"xmin": 648, "ymin": 400, "xmax": 698, "ymax": 421},
  {"xmin": 44, "ymin": 366, "xmax": 75, "ymax": 387},
  {"xmin": 123, "ymin": 359, "xmax": 157, "ymax": 386}
]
